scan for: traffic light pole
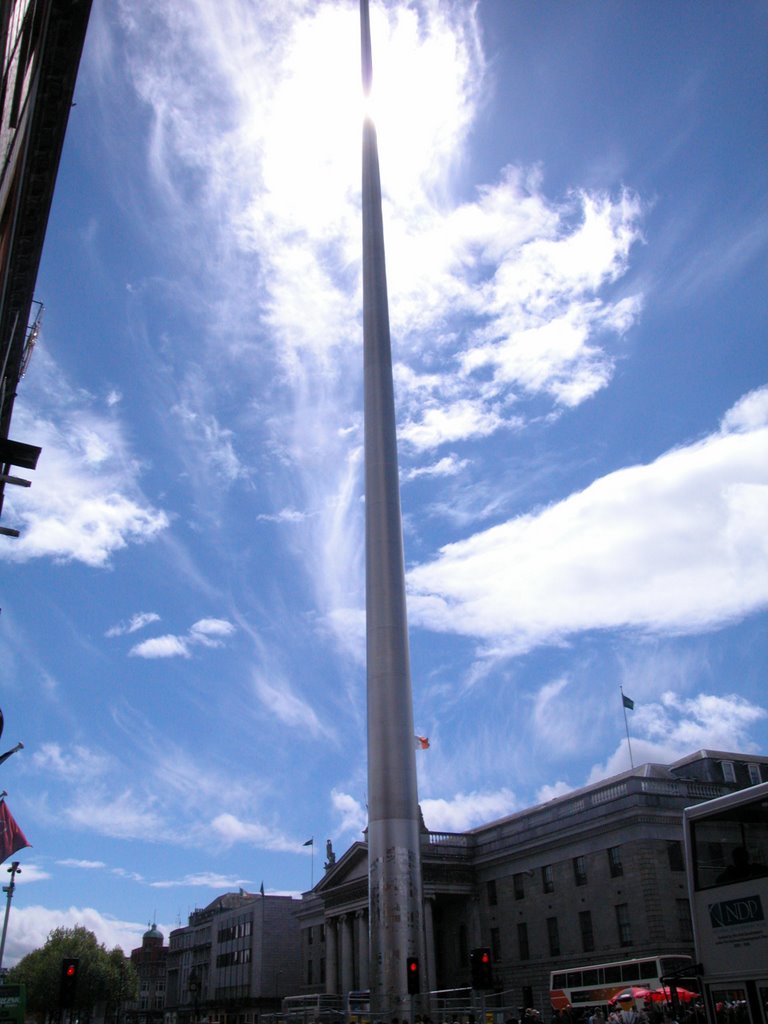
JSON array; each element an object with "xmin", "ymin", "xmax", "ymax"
[{"xmin": 0, "ymin": 860, "xmax": 21, "ymax": 973}]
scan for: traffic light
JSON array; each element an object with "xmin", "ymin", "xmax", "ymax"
[
  {"xmin": 60, "ymin": 958, "xmax": 80, "ymax": 1008},
  {"xmin": 470, "ymin": 947, "xmax": 493, "ymax": 990},
  {"xmin": 406, "ymin": 956, "xmax": 420, "ymax": 995}
]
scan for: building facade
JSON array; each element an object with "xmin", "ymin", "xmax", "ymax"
[
  {"xmin": 0, "ymin": 0, "xmax": 92, "ymax": 533},
  {"xmin": 164, "ymin": 891, "xmax": 302, "ymax": 1024},
  {"xmin": 297, "ymin": 749, "xmax": 768, "ymax": 1016},
  {"xmin": 125, "ymin": 925, "xmax": 169, "ymax": 1024}
]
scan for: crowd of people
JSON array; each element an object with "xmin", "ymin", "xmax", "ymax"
[{"xmin": 549, "ymin": 1001, "xmax": 708, "ymax": 1024}]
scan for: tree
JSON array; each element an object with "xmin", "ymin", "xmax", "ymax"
[{"xmin": 7, "ymin": 926, "xmax": 138, "ymax": 1022}]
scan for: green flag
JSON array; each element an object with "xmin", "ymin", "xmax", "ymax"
[{"xmin": 622, "ymin": 693, "xmax": 635, "ymax": 711}]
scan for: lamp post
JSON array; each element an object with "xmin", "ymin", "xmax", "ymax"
[
  {"xmin": 0, "ymin": 861, "xmax": 20, "ymax": 973},
  {"xmin": 188, "ymin": 967, "xmax": 199, "ymax": 1024}
]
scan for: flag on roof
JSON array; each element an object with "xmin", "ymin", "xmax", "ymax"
[
  {"xmin": 0, "ymin": 800, "xmax": 30, "ymax": 864},
  {"xmin": 415, "ymin": 735, "xmax": 430, "ymax": 750},
  {"xmin": 303, "ymin": 837, "xmax": 313, "ymax": 846},
  {"xmin": 622, "ymin": 693, "xmax": 635, "ymax": 711}
]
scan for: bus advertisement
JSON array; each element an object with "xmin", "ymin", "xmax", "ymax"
[{"xmin": 683, "ymin": 781, "xmax": 768, "ymax": 1024}]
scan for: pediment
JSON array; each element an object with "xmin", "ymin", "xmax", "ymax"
[{"xmin": 313, "ymin": 840, "xmax": 369, "ymax": 893}]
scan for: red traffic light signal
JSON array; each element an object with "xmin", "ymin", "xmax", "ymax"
[
  {"xmin": 406, "ymin": 956, "xmax": 420, "ymax": 995},
  {"xmin": 60, "ymin": 958, "xmax": 80, "ymax": 1008},
  {"xmin": 470, "ymin": 946, "xmax": 493, "ymax": 989}
]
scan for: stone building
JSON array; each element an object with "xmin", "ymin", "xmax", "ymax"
[
  {"xmin": 164, "ymin": 890, "xmax": 302, "ymax": 1024},
  {"xmin": 0, "ymin": 0, "xmax": 92, "ymax": 535},
  {"xmin": 296, "ymin": 749, "xmax": 768, "ymax": 1015},
  {"xmin": 125, "ymin": 924, "xmax": 169, "ymax": 1024}
]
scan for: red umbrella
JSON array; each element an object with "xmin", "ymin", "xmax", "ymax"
[
  {"xmin": 649, "ymin": 987, "xmax": 700, "ymax": 1003},
  {"xmin": 609, "ymin": 988, "xmax": 655, "ymax": 1005}
]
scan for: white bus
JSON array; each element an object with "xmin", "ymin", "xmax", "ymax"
[
  {"xmin": 683, "ymin": 782, "xmax": 768, "ymax": 1024},
  {"xmin": 549, "ymin": 955, "xmax": 696, "ymax": 1010}
]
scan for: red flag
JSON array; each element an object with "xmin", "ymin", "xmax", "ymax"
[
  {"xmin": 414, "ymin": 735, "xmax": 430, "ymax": 750},
  {"xmin": 0, "ymin": 801, "xmax": 31, "ymax": 864}
]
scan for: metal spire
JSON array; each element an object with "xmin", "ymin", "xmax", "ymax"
[{"xmin": 360, "ymin": 0, "xmax": 425, "ymax": 1015}]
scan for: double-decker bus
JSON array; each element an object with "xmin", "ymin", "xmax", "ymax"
[
  {"xmin": 683, "ymin": 781, "xmax": 768, "ymax": 1024},
  {"xmin": 549, "ymin": 955, "xmax": 696, "ymax": 1010}
]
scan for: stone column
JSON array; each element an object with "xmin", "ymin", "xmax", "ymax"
[
  {"xmin": 325, "ymin": 917, "xmax": 338, "ymax": 995},
  {"xmin": 340, "ymin": 914, "xmax": 354, "ymax": 997},
  {"xmin": 356, "ymin": 910, "xmax": 369, "ymax": 990}
]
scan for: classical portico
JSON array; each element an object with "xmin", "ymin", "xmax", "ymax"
[{"xmin": 298, "ymin": 832, "xmax": 476, "ymax": 999}]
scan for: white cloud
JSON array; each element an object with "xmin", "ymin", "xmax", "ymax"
[
  {"xmin": 586, "ymin": 690, "xmax": 767, "ymax": 784},
  {"xmin": 64, "ymin": 788, "xmax": 167, "ymax": 841},
  {"xmin": 3, "ymin": 351, "xmax": 168, "ymax": 567},
  {"xmin": 189, "ymin": 618, "xmax": 236, "ymax": 641},
  {"xmin": 408, "ymin": 389, "xmax": 768, "ymax": 652},
  {"xmin": 421, "ymin": 789, "xmax": 518, "ymax": 832},
  {"xmin": 150, "ymin": 872, "xmax": 251, "ymax": 889},
  {"xmin": 721, "ymin": 384, "xmax": 768, "ymax": 433},
  {"xmin": 172, "ymin": 399, "xmax": 244, "ymax": 485},
  {"xmin": 3, "ymin": 905, "xmax": 168, "ymax": 965},
  {"xmin": 106, "ymin": 612, "xmax": 161, "ymax": 637},
  {"xmin": 253, "ymin": 672, "xmax": 331, "ymax": 739},
  {"xmin": 209, "ymin": 812, "xmax": 299, "ymax": 852},
  {"xmin": 33, "ymin": 744, "xmax": 112, "ymax": 781},
  {"xmin": 404, "ymin": 454, "xmax": 469, "ymax": 482},
  {"xmin": 56, "ymin": 859, "xmax": 107, "ymax": 870},
  {"xmin": 130, "ymin": 634, "xmax": 190, "ymax": 659},
  {"xmin": 331, "ymin": 789, "xmax": 367, "ymax": 837},
  {"xmin": 127, "ymin": 618, "xmax": 235, "ymax": 658}
]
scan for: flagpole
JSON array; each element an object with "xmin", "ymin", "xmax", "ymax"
[{"xmin": 621, "ymin": 687, "xmax": 634, "ymax": 768}]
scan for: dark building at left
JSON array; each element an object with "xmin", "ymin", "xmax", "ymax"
[{"xmin": 0, "ymin": 0, "xmax": 93, "ymax": 535}]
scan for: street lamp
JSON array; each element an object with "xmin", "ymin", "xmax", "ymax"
[
  {"xmin": 188, "ymin": 968, "xmax": 199, "ymax": 1024},
  {"xmin": 0, "ymin": 861, "xmax": 21, "ymax": 972}
]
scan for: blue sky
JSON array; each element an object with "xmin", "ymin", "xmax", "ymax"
[{"xmin": 0, "ymin": 0, "xmax": 766, "ymax": 963}]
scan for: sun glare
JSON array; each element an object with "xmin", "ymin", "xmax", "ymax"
[{"xmin": 256, "ymin": 3, "xmax": 476, "ymax": 225}]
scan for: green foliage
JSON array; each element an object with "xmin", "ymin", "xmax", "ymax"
[{"xmin": 7, "ymin": 925, "xmax": 138, "ymax": 1017}]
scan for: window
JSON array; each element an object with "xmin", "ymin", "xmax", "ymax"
[
  {"xmin": 573, "ymin": 855, "xmax": 587, "ymax": 886},
  {"xmin": 307, "ymin": 926, "xmax": 313, "ymax": 945},
  {"xmin": 517, "ymin": 922, "xmax": 530, "ymax": 960},
  {"xmin": 579, "ymin": 910, "xmax": 595, "ymax": 953},
  {"xmin": 748, "ymin": 763, "xmax": 762, "ymax": 785},
  {"xmin": 542, "ymin": 864, "xmax": 554, "ymax": 893},
  {"xmin": 615, "ymin": 903, "xmax": 632, "ymax": 947},
  {"xmin": 487, "ymin": 879, "xmax": 498, "ymax": 906},
  {"xmin": 319, "ymin": 923, "xmax": 325, "ymax": 943},
  {"xmin": 721, "ymin": 760, "xmax": 736, "ymax": 783},
  {"xmin": 667, "ymin": 840, "xmax": 685, "ymax": 871},
  {"xmin": 307, "ymin": 960, "xmax": 313, "ymax": 985},
  {"xmin": 320, "ymin": 957, "xmax": 326, "ymax": 983},
  {"xmin": 546, "ymin": 917, "xmax": 560, "ymax": 957},
  {"xmin": 490, "ymin": 926, "xmax": 501, "ymax": 962},
  {"xmin": 676, "ymin": 898, "xmax": 693, "ymax": 942},
  {"xmin": 513, "ymin": 873, "xmax": 525, "ymax": 900},
  {"xmin": 608, "ymin": 846, "xmax": 624, "ymax": 877}
]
